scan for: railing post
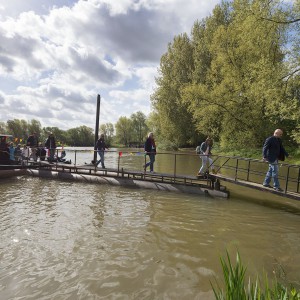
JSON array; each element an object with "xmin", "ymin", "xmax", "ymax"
[
  {"xmin": 284, "ymin": 166, "xmax": 290, "ymax": 193},
  {"xmin": 74, "ymin": 150, "xmax": 77, "ymax": 166},
  {"xmin": 297, "ymin": 167, "xmax": 300, "ymax": 193},
  {"xmin": 235, "ymin": 158, "xmax": 239, "ymax": 181},
  {"xmin": 118, "ymin": 152, "xmax": 120, "ymax": 175},
  {"xmin": 174, "ymin": 153, "xmax": 177, "ymax": 180},
  {"xmin": 246, "ymin": 160, "xmax": 250, "ymax": 181}
]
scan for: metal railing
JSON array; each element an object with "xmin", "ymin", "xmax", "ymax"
[
  {"xmin": 1, "ymin": 148, "xmax": 300, "ymax": 196},
  {"xmin": 210, "ymin": 155, "xmax": 300, "ymax": 195}
]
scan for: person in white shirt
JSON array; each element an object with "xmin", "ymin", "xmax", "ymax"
[{"xmin": 197, "ymin": 137, "xmax": 216, "ymax": 176}]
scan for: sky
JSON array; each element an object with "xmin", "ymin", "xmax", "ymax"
[{"xmin": 0, "ymin": 0, "xmax": 221, "ymax": 130}]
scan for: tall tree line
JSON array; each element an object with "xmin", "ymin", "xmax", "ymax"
[
  {"xmin": 152, "ymin": 0, "xmax": 300, "ymax": 149},
  {"xmin": 1, "ymin": 111, "xmax": 150, "ymax": 147}
]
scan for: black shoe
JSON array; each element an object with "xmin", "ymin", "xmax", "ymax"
[
  {"xmin": 274, "ymin": 187, "xmax": 283, "ymax": 192},
  {"xmin": 263, "ymin": 184, "xmax": 272, "ymax": 188}
]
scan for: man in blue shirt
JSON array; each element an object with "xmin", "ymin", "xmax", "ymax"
[{"xmin": 262, "ymin": 129, "xmax": 288, "ymax": 192}]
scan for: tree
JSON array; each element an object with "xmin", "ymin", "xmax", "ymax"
[
  {"xmin": 42, "ymin": 127, "xmax": 66, "ymax": 146},
  {"xmin": 115, "ymin": 117, "xmax": 132, "ymax": 146},
  {"xmin": 0, "ymin": 122, "xmax": 7, "ymax": 133},
  {"xmin": 99, "ymin": 123, "xmax": 114, "ymax": 146},
  {"xmin": 28, "ymin": 119, "xmax": 42, "ymax": 137},
  {"xmin": 6, "ymin": 119, "xmax": 28, "ymax": 141},
  {"xmin": 130, "ymin": 111, "xmax": 148, "ymax": 145},
  {"xmin": 65, "ymin": 126, "xmax": 94, "ymax": 146},
  {"xmin": 152, "ymin": 33, "xmax": 197, "ymax": 147}
]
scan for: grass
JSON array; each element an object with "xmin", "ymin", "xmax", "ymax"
[{"xmin": 211, "ymin": 251, "xmax": 300, "ymax": 300}]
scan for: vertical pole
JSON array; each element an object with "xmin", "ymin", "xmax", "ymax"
[
  {"xmin": 174, "ymin": 153, "xmax": 177, "ymax": 181},
  {"xmin": 235, "ymin": 159, "xmax": 239, "ymax": 181},
  {"xmin": 246, "ymin": 160, "xmax": 250, "ymax": 181},
  {"xmin": 93, "ymin": 94, "xmax": 101, "ymax": 164},
  {"xmin": 297, "ymin": 167, "xmax": 300, "ymax": 193},
  {"xmin": 284, "ymin": 165, "xmax": 290, "ymax": 193}
]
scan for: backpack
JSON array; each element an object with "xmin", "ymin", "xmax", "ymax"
[{"xmin": 196, "ymin": 145, "xmax": 201, "ymax": 154}]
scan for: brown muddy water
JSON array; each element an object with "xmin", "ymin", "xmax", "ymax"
[{"xmin": 0, "ymin": 148, "xmax": 299, "ymax": 299}]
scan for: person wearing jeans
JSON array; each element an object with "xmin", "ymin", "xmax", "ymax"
[
  {"xmin": 144, "ymin": 132, "xmax": 156, "ymax": 173},
  {"xmin": 262, "ymin": 129, "xmax": 288, "ymax": 192},
  {"xmin": 95, "ymin": 134, "xmax": 108, "ymax": 168},
  {"xmin": 198, "ymin": 137, "xmax": 216, "ymax": 176}
]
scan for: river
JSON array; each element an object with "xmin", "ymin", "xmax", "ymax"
[{"xmin": 0, "ymin": 148, "xmax": 299, "ymax": 299}]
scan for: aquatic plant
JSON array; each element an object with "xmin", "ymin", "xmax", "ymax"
[{"xmin": 211, "ymin": 251, "xmax": 300, "ymax": 300}]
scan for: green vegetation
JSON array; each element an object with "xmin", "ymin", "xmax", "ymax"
[
  {"xmin": 0, "ymin": 111, "xmax": 149, "ymax": 147},
  {"xmin": 212, "ymin": 251, "xmax": 300, "ymax": 300},
  {"xmin": 2, "ymin": 1, "xmax": 300, "ymax": 153},
  {"xmin": 152, "ymin": 0, "xmax": 300, "ymax": 150}
]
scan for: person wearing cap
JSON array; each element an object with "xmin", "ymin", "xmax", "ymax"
[
  {"xmin": 95, "ymin": 133, "xmax": 108, "ymax": 168},
  {"xmin": 45, "ymin": 132, "xmax": 56, "ymax": 162}
]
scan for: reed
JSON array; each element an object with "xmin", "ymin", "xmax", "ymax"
[{"xmin": 211, "ymin": 251, "xmax": 300, "ymax": 300}]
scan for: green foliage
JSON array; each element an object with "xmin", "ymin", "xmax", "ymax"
[
  {"xmin": 130, "ymin": 111, "xmax": 148, "ymax": 145},
  {"xmin": 211, "ymin": 251, "xmax": 300, "ymax": 300},
  {"xmin": 157, "ymin": 140, "xmax": 178, "ymax": 151},
  {"xmin": 151, "ymin": 0, "xmax": 300, "ymax": 149},
  {"xmin": 115, "ymin": 116, "xmax": 133, "ymax": 146},
  {"xmin": 99, "ymin": 123, "xmax": 114, "ymax": 146},
  {"xmin": 152, "ymin": 33, "xmax": 199, "ymax": 146}
]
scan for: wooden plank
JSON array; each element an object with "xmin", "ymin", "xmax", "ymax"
[{"xmin": 211, "ymin": 174, "xmax": 300, "ymax": 201}]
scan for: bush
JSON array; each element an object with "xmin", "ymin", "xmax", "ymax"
[{"xmin": 211, "ymin": 251, "xmax": 300, "ymax": 300}]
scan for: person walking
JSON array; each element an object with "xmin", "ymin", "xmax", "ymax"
[
  {"xmin": 45, "ymin": 132, "xmax": 56, "ymax": 162},
  {"xmin": 197, "ymin": 137, "xmax": 216, "ymax": 176},
  {"xmin": 262, "ymin": 129, "xmax": 288, "ymax": 192},
  {"xmin": 95, "ymin": 134, "xmax": 108, "ymax": 168},
  {"xmin": 9, "ymin": 142, "xmax": 15, "ymax": 164},
  {"xmin": 14, "ymin": 144, "xmax": 22, "ymax": 163},
  {"xmin": 27, "ymin": 132, "xmax": 39, "ymax": 161},
  {"xmin": 143, "ymin": 132, "xmax": 156, "ymax": 173}
]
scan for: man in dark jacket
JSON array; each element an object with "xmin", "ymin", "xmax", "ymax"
[
  {"xmin": 45, "ymin": 132, "xmax": 56, "ymax": 162},
  {"xmin": 27, "ymin": 132, "xmax": 39, "ymax": 161},
  {"xmin": 95, "ymin": 134, "xmax": 108, "ymax": 168},
  {"xmin": 143, "ymin": 132, "xmax": 156, "ymax": 172},
  {"xmin": 262, "ymin": 129, "xmax": 288, "ymax": 191}
]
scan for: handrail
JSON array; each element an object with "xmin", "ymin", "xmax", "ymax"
[{"xmin": 1, "ymin": 148, "xmax": 299, "ymax": 196}]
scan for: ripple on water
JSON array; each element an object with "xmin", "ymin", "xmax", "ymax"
[{"xmin": 0, "ymin": 177, "xmax": 299, "ymax": 299}]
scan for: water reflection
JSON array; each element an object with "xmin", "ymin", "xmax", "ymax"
[{"xmin": 0, "ymin": 154, "xmax": 300, "ymax": 299}]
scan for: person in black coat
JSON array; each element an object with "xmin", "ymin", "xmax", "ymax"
[
  {"xmin": 262, "ymin": 129, "xmax": 288, "ymax": 191},
  {"xmin": 143, "ymin": 132, "xmax": 156, "ymax": 172},
  {"xmin": 27, "ymin": 132, "xmax": 39, "ymax": 162},
  {"xmin": 95, "ymin": 134, "xmax": 108, "ymax": 168},
  {"xmin": 45, "ymin": 132, "xmax": 56, "ymax": 162}
]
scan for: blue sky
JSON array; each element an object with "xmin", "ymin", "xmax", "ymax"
[{"xmin": 0, "ymin": 0, "xmax": 220, "ymax": 130}]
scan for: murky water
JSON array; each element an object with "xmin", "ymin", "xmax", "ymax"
[{"xmin": 1, "ymin": 149, "xmax": 300, "ymax": 299}]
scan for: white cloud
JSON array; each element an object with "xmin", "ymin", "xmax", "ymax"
[{"xmin": 0, "ymin": 0, "xmax": 220, "ymax": 130}]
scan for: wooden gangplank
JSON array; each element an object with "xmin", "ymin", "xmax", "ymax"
[
  {"xmin": 41, "ymin": 162, "xmax": 212, "ymax": 188},
  {"xmin": 14, "ymin": 161, "xmax": 229, "ymax": 198},
  {"xmin": 211, "ymin": 173, "xmax": 300, "ymax": 201}
]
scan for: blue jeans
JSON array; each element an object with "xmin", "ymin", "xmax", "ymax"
[
  {"xmin": 96, "ymin": 150, "xmax": 105, "ymax": 168},
  {"xmin": 145, "ymin": 154, "xmax": 155, "ymax": 172},
  {"xmin": 263, "ymin": 161, "xmax": 280, "ymax": 188},
  {"xmin": 199, "ymin": 155, "xmax": 214, "ymax": 174}
]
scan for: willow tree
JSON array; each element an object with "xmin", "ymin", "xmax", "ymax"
[
  {"xmin": 182, "ymin": 0, "xmax": 291, "ymax": 149},
  {"xmin": 151, "ymin": 33, "xmax": 197, "ymax": 146}
]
